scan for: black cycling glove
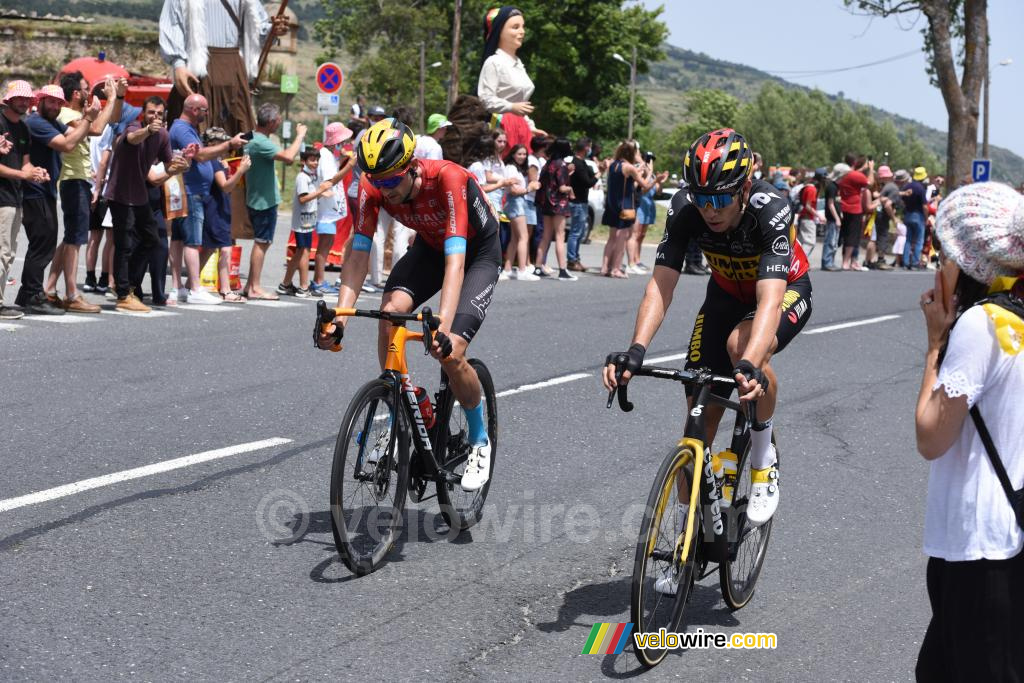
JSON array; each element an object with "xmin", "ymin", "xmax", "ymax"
[
  {"xmin": 433, "ymin": 330, "xmax": 454, "ymax": 359},
  {"xmin": 733, "ymin": 359, "xmax": 769, "ymax": 392},
  {"xmin": 606, "ymin": 343, "xmax": 646, "ymax": 381},
  {"xmin": 315, "ymin": 320, "xmax": 344, "ymax": 349}
]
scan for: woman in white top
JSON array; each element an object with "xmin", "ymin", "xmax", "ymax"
[
  {"xmin": 500, "ymin": 144, "xmax": 538, "ymax": 279},
  {"xmin": 914, "ymin": 182, "xmax": 1024, "ymax": 679}
]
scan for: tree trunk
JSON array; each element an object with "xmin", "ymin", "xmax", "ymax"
[{"xmin": 922, "ymin": 0, "xmax": 987, "ymax": 189}]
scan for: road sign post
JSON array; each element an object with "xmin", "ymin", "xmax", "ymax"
[
  {"xmin": 315, "ymin": 62, "xmax": 344, "ymax": 143},
  {"xmin": 972, "ymin": 159, "xmax": 991, "ymax": 183}
]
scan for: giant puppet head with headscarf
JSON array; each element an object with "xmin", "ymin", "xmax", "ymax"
[{"xmin": 482, "ymin": 6, "xmax": 524, "ymax": 64}]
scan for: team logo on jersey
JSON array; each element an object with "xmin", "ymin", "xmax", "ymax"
[
  {"xmin": 771, "ymin": 235, "xmax": 790, "ymax": 256},
  {"xmin": 748, "ymin": 191, "xmax": 778, "ymax": 209}
]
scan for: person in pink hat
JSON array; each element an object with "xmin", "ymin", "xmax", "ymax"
[
  {"xmin": 0, "ymin": 80, "xmax": 49, "ymax": 319},
  {"xmin": 870, "ymin": 164, "xmax": 900, "ymax": 270},
  {"xmin": 309, "ymin": 121, "xmax": 355, "ymax": 295},
  {"xmin": 16, "ymin": 83, "xmax": 109, "ymax": 315}
]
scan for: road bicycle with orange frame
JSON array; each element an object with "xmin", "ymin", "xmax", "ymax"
[
  {"xmin": 606, "ymin": 362, "xmax": 775, "ymax": 668},
  {"xmin": 314, "ymin": 300, "xmax": 497, "ymax": 576}
]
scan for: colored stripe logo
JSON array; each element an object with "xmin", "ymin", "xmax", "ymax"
[{"xmin": 581, "ymin": 622, "xmax": 634, "ymax": 655}]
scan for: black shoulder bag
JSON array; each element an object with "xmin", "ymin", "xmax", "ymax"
[{"xmin": 967, "ymin": 291, "xmax": 1024, "ymax": 532}]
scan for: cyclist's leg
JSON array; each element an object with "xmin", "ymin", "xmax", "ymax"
[
  {"xmin": 378, "ymin": 237, "xmax": 443, "ymax": 369},
  {"xmin": 683, "ymin": 279, "xmax": 750, "ymax": 448}
]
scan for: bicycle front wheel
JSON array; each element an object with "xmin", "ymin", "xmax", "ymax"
[
  {"xmin": 630, "ymin": 445, "xmax": 699, "ymax": 669},
  {"xmin": 435, "ymin": 358, "xmax": 497, "ymax": 531},
  {"xmin": 330, "ymin": 378, "xmax": 409, "ymax": 576},
  {"xmin": 719, "ymin": 434, "xmax": 776, "ymax": 609}
]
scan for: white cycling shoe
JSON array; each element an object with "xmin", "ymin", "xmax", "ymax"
[
  {"xmin": 654, "ymin": 504, "xmax": 689, "ymax": 595},
  {"xmin": 746, "ymin": 448, "xmax": 780, "ymax": 527},
  {"xmin": 460, "ymin": 442, "xmax": 491, "ymax": 491}
]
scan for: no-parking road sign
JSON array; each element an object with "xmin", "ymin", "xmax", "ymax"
[{"xmin": 316, "ymin": 62, "xmax": 344, "ymax": 95}]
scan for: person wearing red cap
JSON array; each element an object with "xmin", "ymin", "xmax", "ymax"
[
  {"xmin": 0, "ymin": 80, "xmax": 48, "ymax": 319},
  {"xmin": 16, "ymin": 84, "xmax": 110, "ymax": 315}
]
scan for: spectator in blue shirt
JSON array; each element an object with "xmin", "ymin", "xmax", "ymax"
[
  {"xmin": 168, "ymin": 94, "xmax": 245, "ymax": 305},
  {"xmin": 899, "ymin": 167, "xmax": 928, "ymax": 271}
]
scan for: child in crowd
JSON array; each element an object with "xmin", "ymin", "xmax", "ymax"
[
  {"xmin": 202, "ymin": 127, "xmax": 251, "ymax": 302},
  {"xmin": 280, "ymin": 149, "xmax": 331, "ymax": 297}
]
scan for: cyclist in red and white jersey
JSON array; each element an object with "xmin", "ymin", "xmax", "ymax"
[{"xmin": 318, "ymin": 118, "xmax": 500, "ymax": 491}]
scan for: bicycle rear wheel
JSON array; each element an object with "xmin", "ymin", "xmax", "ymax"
[
  {"xmin": 435, "ymin": 358, "xmax": 497, "ymax": 531},
  {"xmin": 330, "ymin": 378, "xmax": 409, "ymax": 576},
  {"xmin": 630, "ymin": 445, "xmax": 699, "ymax": 668},
  {"xmin": 719, "ymin": 434, "xmax": 776, "ymax": 609}
]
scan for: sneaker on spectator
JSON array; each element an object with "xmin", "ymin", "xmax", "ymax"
[
  {"xmin": 533, "ymin": 266, "xmax": 552, "ymax": 278},
  {"xmin": 310, "ymin": 281, "xmax": 339, "ymax": 295},
  {"xmin": 64, "ymin": 294, "xmax": 101, "ymax": 314},
  {"xmin": 276, "ymin": 282, "xmax": 296, "ymax": 296},
  {"xmin": 515, "ymin": 268, "xmax": 540, "ymax": 281},
  {"xmin": 22, "ymin": 293, "xmax": 65, "ymax": 315},
  {"xmin": 557, "ymin": 269, "xmax": 578, "ymax": 281},
  {"xmin": 294, "ymin": 286, "xmax": 320, "ymax": 299},
  {"xmin": 186, "ymin": 288, "xmax": 223, "ymax": 305},
  {"xmin": 116, "ymin": 293, "xmax": 150, "ymax": 313},
  {"xmin": 0, "ymin": 306, "xmax": 25, "ymax": 320},
  {"xmin": 361, "ymin": 282, "xmax": 379, "ymax": 293},
  {"xmin": 498, "ymin": 270, "xmax": 510, "ymax": 281}
]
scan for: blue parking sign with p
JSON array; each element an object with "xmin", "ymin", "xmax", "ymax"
[{"xmin": 972, "ymin": 159, "xmax": 991, "ymax": 183}]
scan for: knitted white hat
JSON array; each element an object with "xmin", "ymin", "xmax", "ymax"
[{"xmin": 936, "ymin": 182, "xmax": 1024, "ymax": 284}]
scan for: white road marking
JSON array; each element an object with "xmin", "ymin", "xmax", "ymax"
[
  {"xmin": 106, "ymin": 309, "xmax": 178, "ymax": 318},
  {"xmin": 804, "ymin": 314, "xmax": 901, "ymax": 335},
  {"xmin": 647, "ymin": 352, "xmax": 688, "ymax": 364},
  {"xmin": 23, "ymin": 314, "xmax": 99, "ymax": 324},
  {"xmin": 176, "ymin": 304, "xmax": 242, "ymax": 313},
  {"xmin": 0, "ymin": 438, "xmax": 293, "ymax": 513},
  {"xmin": 0, "ymin": 322, "xmax": 23, "ymax": 331},
  {"xmin": 244, "ymin": 300, "xmax": 302, "ymax": 308},
  {"xmin": 495, "ymin": 372, "xmax": 591, "ymax": 398}
]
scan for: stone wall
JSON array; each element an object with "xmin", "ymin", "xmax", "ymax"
[{"xmin": 0, "ymin": 19, "xmax": 167, "ymax": 84}]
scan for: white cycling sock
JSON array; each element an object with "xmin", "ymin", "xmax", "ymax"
[{"xmin": 749, "ymin": 418, "xmax": 776, "ymax": 471}]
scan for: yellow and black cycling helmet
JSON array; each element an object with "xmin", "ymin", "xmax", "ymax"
[{"xmin": 357, "ymin": 118, "xmax": 416, "ymax": 177}]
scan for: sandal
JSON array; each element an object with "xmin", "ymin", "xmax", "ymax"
[
  {"xmin": 609, "ymin": 270, "xmax": 629, "ymax": 279},
  {"xmin": 220, "ymin": 291, "xmax": 247, "ymax": 303},
  {"xmin": 246, "ymin": 290, "xmax": 280, "ymax": 300}
]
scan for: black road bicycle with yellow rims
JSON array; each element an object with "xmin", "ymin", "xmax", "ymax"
[
  {"xmin": 606, "ymin": 363, "xmax": 775, "ymax": 668},
  {"xmin": 315, "ymin": 300, "xmax": 497, "ymax": 576}
]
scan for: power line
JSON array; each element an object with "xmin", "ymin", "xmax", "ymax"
[{"xmin": 765, "ymin": 49, "xmax": 921, "ymax": 78}]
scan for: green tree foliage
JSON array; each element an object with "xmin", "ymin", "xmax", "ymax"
[
  {"xmin": 645, "ymin": 83, "xmax": 943, "ymax": 175},
  {"xmin": 314, "ymin": 0, "xmax": 667, "ymax": 140},
  {"xmin": 313, "ymin": 0, "xmax": 450, "ymax": 115}
]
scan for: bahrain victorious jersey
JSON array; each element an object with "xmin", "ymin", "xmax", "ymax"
[
  {"xmin": 656, "ymin": 178, "xmax": 810, "ymax": 304},
  {"xmin": 355, "ymin": 158, "xmax": 498, "ymax": 253}
]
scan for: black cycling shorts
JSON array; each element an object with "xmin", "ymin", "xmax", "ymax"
[
  {"xmin": 684, "ymin": 274, "xmax": 812, "ymax": 395},
  {"xmin": 384, "ymin": 231, "xmax": 501, "ymax": 343}
]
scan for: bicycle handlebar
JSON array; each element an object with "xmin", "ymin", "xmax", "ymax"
[
  {"xmin": 315, "ymin": 300, "xmax": 442, "ymax": 354},
  {"xmin": 606, "ymin": 364, "xmax": 738, "ymax": 414}
]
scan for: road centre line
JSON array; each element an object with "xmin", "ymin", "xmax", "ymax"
[
  {"xmin": 495, "ymin": 372, "xmax": 591, "ymax": 398},
  {"xmin": 803, "ymin": 314, "xmax": 901, "ymax": 335},
  {"xmin": 0, "ymin": 438, "xmax": 293, "ymax": 514}
]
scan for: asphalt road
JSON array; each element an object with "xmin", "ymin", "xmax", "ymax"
[{"xmin": 1, "ymin": 235, "xmax": 939, "ymax": 681}]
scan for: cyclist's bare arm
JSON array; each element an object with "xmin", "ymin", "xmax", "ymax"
[
  {"xmin": 602, "ymin": 265, "xmax": 680, "ymax": 391},
  {"xmin": 742, "ymin": 278, "xmax": 785, "ymax": 367},
  {"xmin": 436, "ymin": 251, "xmax": 466, "ymax": 342},
  {"xmin": 733, "ymin": 278, "xmax": 785, "ymax": 400}
]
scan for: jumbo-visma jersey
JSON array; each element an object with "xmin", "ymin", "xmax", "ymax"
[
  {"xmin": 355, "ymin": 159, "xmax": 497, "ymax": 253},
  {"xmin": 656, "ymin": 179, "xmax": 810, "ymax": 303}
]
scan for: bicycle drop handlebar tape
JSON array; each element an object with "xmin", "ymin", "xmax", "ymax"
[{"xmin": 732, "ymin": 359, "xmax": 769, "ymax": 393}]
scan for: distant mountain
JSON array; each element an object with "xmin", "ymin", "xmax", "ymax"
[{"xmin": 642, "ymin": 44, "xmax": 1024, "ymax": 183}]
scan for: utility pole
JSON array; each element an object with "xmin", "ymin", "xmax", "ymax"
[
  {"xmin": 448, "ymin": 0, "xmax": 462, "ymax": 112},
  {"xmin": 628, "ymin": 45, "xmax": 637, "ymax": 140},
  {"xmin": 419, "ymin": 42, "xmax": 426, "ymax": 133}
]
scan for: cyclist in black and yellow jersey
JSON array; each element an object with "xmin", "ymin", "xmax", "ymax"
[{"xmin": 604, "ymin": 129, "xmax": 813, "ymax": 547}]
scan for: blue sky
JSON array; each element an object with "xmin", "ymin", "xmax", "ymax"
[{"xmin": 640, "ymin": 0, "xmax": 1023, "ymax": 159}]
